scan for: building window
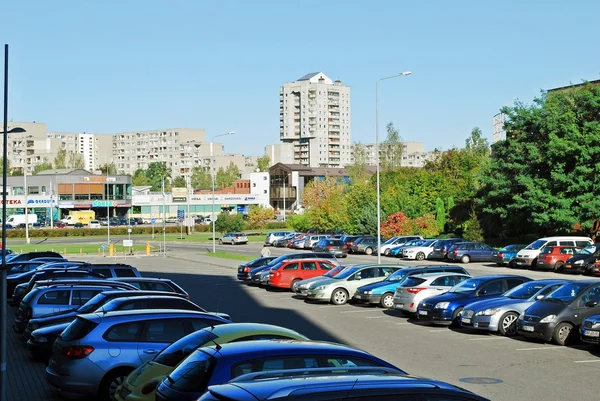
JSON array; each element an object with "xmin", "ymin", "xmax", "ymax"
[
  {"xmin": 41, "ymin": 186, "xmax": 46, "ymax": 193},
  {"xmin": 28, "ymin": 186, "xmax": 40, "ymax": 195},
  {"xmin": 12, "ymin": 186, "xmax": 24, "ymax": 195}
]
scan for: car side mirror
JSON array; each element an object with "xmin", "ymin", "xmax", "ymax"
[
  {"xmin": 585, "ymin": 301, "xmax": 598, "ymax": 308},
  {"xmin": 536, "ymin": 295, "xmax": 545, "ymax": 300}
]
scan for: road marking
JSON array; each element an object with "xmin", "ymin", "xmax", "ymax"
[
  {"xmin": 516, "ymin": 346, "xmax": 564, "ymax": 351},
  {"xmin": 317, "ymin": 306, "xmax": 331, "ymax": 309},
  {"xmin": 573, "ymin": 360, "xmax": 600, "ymax": 364},
  {"xmin": 428, "ymin": 329, "xmax": 451, "ymax": 332},
  {"xmin": 469, "ymin": 337, "xmax": 509, "ymax": 341},
  {"xmin": 341, "ymin": 309, "xmax": 382, "ymax": 314},
  {"xmin": 279, "ymin": 297, "xmax": 293, "ymax": 300}
]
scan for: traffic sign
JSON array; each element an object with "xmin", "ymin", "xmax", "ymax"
[
  {"xmin": 209, "ymin": 213, "xmax": 218, "ymax": 222},
  {"xmin": 151, "ymin": 218, "xmax": 156, "ymax": 225},
  {"xmin": 177, "ymin": 209, "xmax": 185, "ymax": 223},
  {"xmin": 100, "ymin": 244, "xmax": 108, "ymax": 250}
]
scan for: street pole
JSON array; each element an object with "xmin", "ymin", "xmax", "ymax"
[
  {"xmin": 375, "ymin": 71, "xmax": 411, "ymax": 265},
  {"xmin": 211, "ymin": 147, "xmax": 216, "ymax": 253},
  {"xmin": 282, "ymin": 175, "xmax": 285, "ymax": 222},
  {"xmin": 162, "ymin": 177, "xmax": 166, "ymax": 257},
  {"xmin": 50, "ymin": 178, "xmax": 53, "ymax": 229},
  {"xmin": 24, "ymin": 168, "xmax": 29, "ymax": 243},
  {"xmin": 106, "ymin": 159, "xmax": 110, "ymax": 246},
  {"xmin": 186, "ymin": 174, "xmax": 191, "ymax": 235}
]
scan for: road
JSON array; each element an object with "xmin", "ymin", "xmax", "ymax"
[{"xmin": 7, "ymin": 247, "xmax": 600, "ymax": 401}]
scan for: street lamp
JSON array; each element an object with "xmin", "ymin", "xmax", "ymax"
[
  {"xmin": 375, "ymin": 71, "xmax": 411, "ymax": 264},
  {"xmin": 210, "ymin": 131, "xmax": 234, "ymax": 253},
  {"xmin": 2, "ymin": 44, "xmax": 27, "ymax": 401}
]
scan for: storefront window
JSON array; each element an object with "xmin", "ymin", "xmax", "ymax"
[
  {"xmin": 114, "ymin": 184, "xmax": 124, "ymax": 200},
  {"xmin": 12, "ymin": 186, "xmax": 24, "ymax": 195},
  {"xmin": 28, "ymin": 186, "xmax": 40, "ymax": 195},
  {"xmin": 59, "ymin": 194, "xmax": 73, "ymax": 201},
  {"xmin": 75, "ymin": 194, "xmax": 90, "ymax": 200}
]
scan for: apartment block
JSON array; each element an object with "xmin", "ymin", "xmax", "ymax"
[
  {"xmin": 265, "ymin": 143, "xmax": 294, "ymax": 166},
  {"xmin": 354, "ymin": 141, "xmax": 430, "ymax": 168},
  {"xmin": 492, "ymin": 113, "xmax": 507, "ymax": 143},
  {"xmin": 280, "ymin": 72, "xmax": 352, "ymax": 168}
]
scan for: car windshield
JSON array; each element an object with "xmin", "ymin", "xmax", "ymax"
[
  {"xmin": 540, "ymin": 247, "xmax": 553, "ymax": 254},
  {"xmin": 449, "ymin": 278, "xmax": 482, "ymax": 294},
  {"xmin": 525, "ymin": 240, "xmax": 546, "ymax": 250},
  {"xmin": 167, "ymin": 349, "xmax": 216, "ymax": 392},
  {"xmin": 77, "ymin": 293, "xmax": 107, "ymax": 313},
  {"xmin": 328, "ymin": 240, "xmax": 343, "ymax": 246},
  {"xmin": 505, "ymin": 281, "xmax": 550, "ymax": 299},
  {"xmin": 577, "ymin": 245, "xmax": 599, "ymax": 255},
  {"xmin": 269, "ymin": 262, "xmax": 285, "ymax": 271},
  {"xmin": 383, "ymin": 237, "xmax": 398, "ymax": 245},
  {"xmin": 400, "ymin": 277, "xmax": 427, "ymax": 287},
  {"xmin": 544, "ymin": 282, "xmax": 591, "ymax": 303},
  {"xmin": 334, "ymin": 267, "xmax": 359, "ymax": 280},
  {"xmin": 325, "ymin": 266, "xmax": 344, "ymax": 277},
  {"xmin": 421, "ymin": 240, "xmax": 436, "ymax": 247},
  {"xmin": 154, "ymin": 330, "xmax": 217, "ymax": 367},
  {"xmin": 385, "ymin": 270, "xmax": 408, "ymax": 282}
]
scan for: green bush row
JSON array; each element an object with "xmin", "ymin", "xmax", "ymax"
[{"xmin": 4, "ymin": 224, "xmax": 212, "ymax": 238}]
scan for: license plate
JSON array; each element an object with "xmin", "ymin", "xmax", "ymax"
[
  {"xmin": 418, "ymin": 310, "xmax": 428, "ymax": 316},
  {"xmin": 584, "ymin": 330, "xmax": 600, "ymax": 337},
  {"xmin": 565, "ymin": 264, "xmax": 572, "ymax": 269},
  {"xmin": 394, "ymin": 303, "xmax": 404, "ymax": 309},
  {"xmin": 522, "ymin": 325, "xmax": 534, "ymax": 332},
  {"xmin": 461, "ymin": 317, "xmax": 471, "ymax": 324}
]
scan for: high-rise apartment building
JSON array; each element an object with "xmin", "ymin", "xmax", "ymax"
[
  {"xmin": 279, "ymin": 72, "xmax": 351, "ymax": 168},
  {"xmin": 354, "ymin": 141, "xmax": 430, "ymax": 168},
  {"xmin": 492, "ymin": 113, "xmax": 507, "ymax": 143}
]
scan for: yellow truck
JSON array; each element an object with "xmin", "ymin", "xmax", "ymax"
[{"xmin": 61, "ymin": 210, "xmax": 96, "ymax": 226}]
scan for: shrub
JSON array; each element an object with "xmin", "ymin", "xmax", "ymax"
[
  {"xmin": 380, "ymin": 212, "xmax": 414, "ymax": 238},
  {"xmin": 265, "ymin": 221, "xmax": 289, "ymax": 230}
]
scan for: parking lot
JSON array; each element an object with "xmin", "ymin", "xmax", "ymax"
[{"xmin": 6, "ymin": 245, "xmax": 600, "ymax": 401}]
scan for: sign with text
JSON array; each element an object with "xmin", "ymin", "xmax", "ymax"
[{"xmin": 171, "ymin": 188, "xmax": 187, "ymax": 202}]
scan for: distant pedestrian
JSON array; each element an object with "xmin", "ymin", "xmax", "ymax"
[{"xmin": 261, "ymin": 245, "xmax": 272, "ymax": 257}]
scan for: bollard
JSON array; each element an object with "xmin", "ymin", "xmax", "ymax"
[
  {"xmin": 109, "ymin": 243, "xmax": 115, "ymax": 257},
  {"xmin": 146, "ymin": 243, "xmax": 151, "ymax": 256},
  {"xmin": 80, "ymin": 248, "xmax": 83, "ymax": 256},
  {"xmin": 64, "ymin": 248, "xmax": 67, "ymax": 255}
]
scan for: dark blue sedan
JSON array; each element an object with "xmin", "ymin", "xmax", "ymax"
[
  {"xmin": 417, "ymin": 275, "xmax": 532, "ymax": 326},
  {"xmin": 447, "ymin": 242, "xmax": 496, "ymax": 263},
  {"xmin": 491, "ymin": 244, "xmax": 528, "ymax": 267},
  {"xmin": 154, "ymin": 340, "xmax": 404, "ymax": 401}
]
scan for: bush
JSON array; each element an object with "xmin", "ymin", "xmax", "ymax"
[
  {"xmin": 4, "ymin": 224, "xmax": 196, "ymax": 238},
  {"xmin": 265, "ymin": 221, "xmax": 289, "ymax": 229}
]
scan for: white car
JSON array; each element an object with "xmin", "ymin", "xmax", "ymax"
[
  {"xmin": 306, "ymin": 265, "xmax": 400, "ymax": 305},
  {"xmin": 376, "ymin": 235, "xmax": 423, "ymax": 255},
  {"xmin": 402, "ymin": 239, "xmax": 437, "ymax": 260},
  {"xmin": 88, "ymin": 220, "xmax": 101, "ymax": 229},
  {"xmin": 219, "ymin": 232, "xmax": 249, "ymax": 245},
  {"xmin": 393, "ymin": 272, "xmax": 471, "ymax": 313}
]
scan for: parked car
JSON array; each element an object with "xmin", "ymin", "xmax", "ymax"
[
  {"xmin": 417, "ymin": 275, "xmax": 532, "ymax": 326},
  {"xmin": 446, "ymin": 242, "xmax": 496, "ymax": 263},
  {"xmin": 302, "ymin": 235, "xmax": 329, "ymax": 250},
  {"xmin": 306, "ymin": 264, "xmax": 401, "ymax": 305},
  {"xmin": 112, "ymin": 277, "xmax": 189, "ymax": 298},
  {"xmin": 491, "ymin": 244, "xmax": 527, "ymax": 267},
  {"xmin": 562, "ymin": 243, "xmax": 600, "ymax": 274},
  {"xmin": 5, "ymin": 260, "xmax": 63, "ymax": 275},
  {"xmin": 200, "ymin": 371, "xmax": 490, "ymax": 401},
  {"xmin": 311, "ymin": 238, "xmax": 349, "ymax": 258},
  {"xmin": 461, "ymin": 279, "xmax": 568, "ymax": 336},
  {"xmin": 517, "ymin": 280, "xmax": 600, "ymax": 345},
  {"xmin": 340, "ymin": 235, "xmax": 361, "ymax": 253},
  {"xmin": 269, "ymin": 259, "xmax": 336, "ymax": 290},
  {"xmin": 401, "ymin": 239, "xmax": 437, "ymax": 260},
  {"xmin": 513, "ymin": 236, "xmax": 593, "ymax": 268},
  {"xmin": 153, "ymin": 340, "xmax": 404, "ymax": 401},
  {"xmin": 115, "ymin": 323, "xmax": 309, "ymax": 401},
  {"xmin": 356, "ymin": 265, "xmax": 470, "ymax": 309},
  {"xmin": 375, "ymin": 235, "xmax": 423, "ymax": 256},
  {"xmin": 247, "ymin": 253, "xmax": 340, "ymax": 285},
  {"xmin": 6, "ymin": 251, "xmax": 63, "ymax": 264},
  {"xmin": 88, "ymin": 220, "xmax": 102, "ymax": 228},
  {"xmin": 352, "ymin": 237, "xmax": 380, "ymax": 255},
  {"xmin": 387, "ymin": 239, "xmax": 425, "ymax": 257},
  {"xmin": 391, "ymin": 272, "xmax": 472, "ymax": 314},
  {"xmin": 237, "ymin": 256, "xmax": 278, "ymax": 280},
  {"xmin": 45, "ymin": 310, "xmax": 231, "ymax": 400},
  {"xmin": 587, "ymin": 259, "xmax": 600, "ymax": 276},
  {"xmin": 292, "ymin": 264, "xmax": 346, "ymax": 295},
  {"xmin": 428, "ymin": 238, "xmax": 467, "ymax": 260},
  {"xmin": 264, "ymin": 231, "xmax": 291, "ymax": 245},
  {"xmin": 581, "ymin": 313, "xmax": 600, "ymax": 345},
  {"xmin": 534, "ymin": 245, "xmax": 578, "ymax": 271},
  {"xmin": 219, "ymin": 232, "xmax": 249, "ymax": 245}
]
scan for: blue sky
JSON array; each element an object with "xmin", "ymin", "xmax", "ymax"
[{"xmin": 2, "ymin": 0, "xmax": 599, "ymax": 155}]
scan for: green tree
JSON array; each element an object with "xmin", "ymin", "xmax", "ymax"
[
  {"xmin": 301, "ymin": 177, "xmax": 349, "ymax": 233},
  {"xmin": 435, "ymin": 197, "xmax": 446, "ymax": 232},
  {"xmin": 32, "ymin": 158, "xmax": 53, "ymax": 175},
  {"xmin": 0, "ymin": 157, "xmax": 12, "ymax": 176},
  {"xmin": 380, "ymin": 122, "xmax": 403, "ymax": 171},
  {"xmin": 68, "ymin": 152, "xmax": 85, "ymax": 169},
  {"xmin": 171, "ymin": 176, "xmax": 187, "ymax": 188},
  {"xmin": 347, "ymin": 142, "xmax": 369, "ymax": 184},
  {"xmin": 132, "ymin": 168, "xmax": 149, "ymax": 186},
  {"xmin": 344, "ymin": 182, "xmax": 376, "ymax": 233},
  {"xmin": 191, "ymin": 166, "xmax": 212, "ymax": 190},
  {"xmin": 99, "ymin": 163, "xmax": 117, "ymax": 175},
  {"xmin": 355, "ymin": 204, "xmax": 378, "ymax": 235},
  {"xmin": 214, "ymin": 213, "xmax": 244, "ymax": 235},
  {"xmin": 465, "ymin": 127, "xmax": 490, "ymax": 158},
  {"xmin": 287, "ymin": 213, "xmax": 311, "ymax": 232},
  {"xmin": 463, "ymin": 210, "xmax": 484, "ymax": 242},
  {"xmin": 146, "ymin": 162, "xmax": 171, "ymax": 192},
  {"xmin": 247, "ymin": 205, "xmax": 272, "ymax": 232},
  {"xmin": 255, "ymin": 155, "xmax": 271, "ymax": 172},
  {"xmin": 53, "ymin": 148, "xmax": 67, "ymax": 169},
  {"xmin": 215, "ymin": 161, "xmax": 241, "ymax": 188}
]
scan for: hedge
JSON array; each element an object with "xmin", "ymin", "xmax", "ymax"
[{"xmin": 4, "ymin": 224, "xmax": 211, "ymax": 238}]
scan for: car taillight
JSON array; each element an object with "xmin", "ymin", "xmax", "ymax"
[
  {"xmin": 243, "ymin": 266, "xmax": 250, "ymax": 272},
  {"xmin": 185, "ymin": 294, "xmax": 190, "ymax": 300},
  {"xmin": 327, "ymin": 246, "xmax": 334, "ymax": 249},
  {"xmin": 406, "ymin": 288, "xmax": 426, "ymax": 294},
  {"xmin": 497, "ymin": 252, "xmax": 504, "ymax": 257},
  {"xmin": 342, "ymin": 245, "xmax": 348, "ymax": 249},
  {"xmin": 64, "ymin": 346, "xmax": 94, "ymax": 359},
  {"xmin": 453, "ymin": 250, "xmax": 459, "ymax": 254}
]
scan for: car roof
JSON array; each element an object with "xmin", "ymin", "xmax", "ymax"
[
  {"xmin": 401, "ymin": 265, "xmax": 465, "ymax": 271},
  {"xmin": 200, "ymin": 323, "xmax": 307, "ymax": 339},
  {"xmin": 112, "ymin": 277, "xmax": 173, "ymax": 283},
  {"xmin": 411, "ymin": 272, "xmax": 471, "ymax": 279},
  {"xmin": 79, "ymin": 309, "xmax": 223, "ymax": 322},
  {"xmin": 35, "ymin": 284, "xmax": 123, "ymax": 291}
]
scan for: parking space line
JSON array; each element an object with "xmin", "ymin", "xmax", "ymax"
[
  {"xmin": 516, "ymin": 346, "xmax": 564, "ymax": 351},
  {"xmin": 366, "ymin": 316, "xmax": 388, "ymax": 319},
  {"xmin": 428, "ymin": 329, "xmax": 451, "ymax": 333},
  {"xmin": 317, "ymin": 306, "xmax": 331, "ymax": 309},
  {"xmin": 573, "ymin": 360, "xmax": 600, "ymax": 363}
]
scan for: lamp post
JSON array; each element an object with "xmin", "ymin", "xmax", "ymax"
[
  {"xmin": 106, "ymin": 158, "xmax": 110, "ymax": 246},
  {"xmin": 24, "ymin": 167, "xmax": 29, "ymax": 243},
  {"xmin": 210, "ymin": 131, "xmax": 235, "ymax": 253},
  {"xmin": 375, "ymin": 71, "xmax": 411, "ymax": 264},
  {"xmin": 162, "ymin": 176, "xmax": 166, "ymax": 257},
  {"xmin": 2, "ymin": 44, "xmax": 27, "ymax": 401}
]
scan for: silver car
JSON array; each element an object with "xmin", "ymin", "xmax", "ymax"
[
  {"xmin": 303, "ymin": 235, "xmax": 329, "ymax": 249},
  {"xmin": 461, "ymin": 279, "xmax": 568, "ymax": 336},
  {"xmin": 392, "ymin": 273, "xmax": 471, "ymax": 314},
  {"xmin": 45, "ymin": 310, "xmax": 230, "ymax": 401},
  {"xmin": 293, "ymin": 265, "xmax": 353, "ymax": 296},
  {"xmin": 219, "ymin": 232, "xmax": 249, "ymax": 245}
]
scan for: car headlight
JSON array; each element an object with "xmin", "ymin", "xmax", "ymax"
[
  {"xmin": 476, "ymin": 308, "xmax": 501, "ymax": 316},
  {"xmin": 539, "ymin": 314, "xmax": 556, "ymax": 323},
  {"xmin": 435, "ymin": 302, "xmax": 450, "ymax": 309},
  {"xmin": 407, "ymin": 250, "xmax": 415, "ymax": 253},
  {"xmin": 574, "ymin": 260, "xmax": 584, "ymax": 265},
  {"xmin": 314, "ymin": 285, "xmax": 327, "ymax": 291},
  {"xmin": 363, "ymin": 290, "xmax": 372, "ymax": 294}
]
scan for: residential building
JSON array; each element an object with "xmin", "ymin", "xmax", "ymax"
[
  {"xmin": 492, "ymin": 113, "xmax": 507, "ymax": 143},
  {"xmin": 265, "ymin": 143, "xmax": 294, "ymax": 165},
  {"xmin": 353, "ymin": 141, "xmax": 430, "ymax": 168},
  {"xmin": 280, "ymin": 72, "xmax": 352, "ymax": 168}
]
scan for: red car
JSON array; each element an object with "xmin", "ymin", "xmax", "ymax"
[
  {"xmin": 269, "ymin": 259, "xmax": 336, "ymax": 290},
  {"xmin": 535, "ymin": 245, "xmax": 578, "ymax": 271}
]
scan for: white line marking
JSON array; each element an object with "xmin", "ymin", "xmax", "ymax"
[
  {"xmin": 366, "ymin": 316, "xmax": 388, "ymax": 319},
  {"xmin": 279, "ymin": 297, "xmax": 292, "ymax": 300},
  {"xmin": 317, "ymin": 306, "xmax": 331, "ymax": 309},
  {"xmin": 574, "ymin": 360, "xmax": 600, "ymax": 363},
  {"xmin": 516, "ymin": 346, "xmax": 564, "ymax": 351}
]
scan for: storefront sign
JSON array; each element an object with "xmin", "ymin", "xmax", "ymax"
[
  {"xmin": 84, "ymin": 176, "xmax": 117, "ymax": 183},
  {"xmin": 75, "ymin": 204, "xmax": 92, "ymax": 208},
  {"xmin": 172, "ymin": 197, "xmax": 186, "ymax": 202},
  {"xmin": 117, "ymin": 203, "xmax": 132, "ymax": 207},
  {"xmin": 92, "ymin": 200, "xmax": 117, "ymax": 207},
  {"xmin": 0, "ymin": 199, "xmax": 21, "ymax": 205},
  {"xmin": 27, "ymin": 199, "xmax": 55, "ymax": 205},
  {"xmin": 171, "ymin": 188, "xmax": 187, "ymax": 202}
]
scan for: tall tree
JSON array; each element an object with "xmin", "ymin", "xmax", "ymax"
[
  {"xmin": 215, "ymin": 161, "xmax": 241, "ymax": 188},
  {"xmin": 301, "ymin": 177, "xmax": 349, "ymax": 233},
  {"xmin": 146, "ymin": 162, "xmax": 171, "ymax": 192},
  {"xmin": 0, "ymin": 157, "xmax": 11, "ymax": 176},
  {"xmin": 191, "ymin": 166, "xmax": 213, "ymax": 190},
  {"xmin": 380, "ymin": 122, "xmax": 403, "ymax": 171},
  {"xmin": 247, "ymin": 205, "xmax": 273, "ymax": 232},
  {"xmin": 68, "ymin": 152, "xmax": 85, "ymax": 169},
  {"xmin": 131, "ymin": 168, "xmax": 149, "ymax": 186},
  {"xmin": 465, "ymin": 127, "xmax": 490, "ymax": 158},
  {"xmin": 171, "ymin": 176, "xmax": 187, "ymax": 188},
  {"xmin": 347, "ymin": 142, "xmax": 369, "ymax": 184},
  {"xmin": 53, "ymin": 148, "xmax": 67, "ymax": 169},
  {"xmin": 99, "ymin": 163, "xmax": 117, "ymax": 175},
  {"xmin": 255, "ymin": 155, "xmax": 271, "ymax": 172},
  {"xmin": 32, "ymin": 158, "xmax": 53, "ymax": 175},
  {"xmin": 435, "ymin": 197, "xmax": 446, "ymax": 232}
]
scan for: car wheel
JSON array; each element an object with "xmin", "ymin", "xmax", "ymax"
[
  {"xmin": 461, "ymin": 255, "xmax": 471, "ymax": 264},
  {"xmin": 331, "ymin": 288, "xmax": 349, "ymax": 305},
  {"xmin": 552, "ymin": 322, "xmax": 573, "ymax": 346},
  {"xmin": 553, "ymin": 262, "xmax": 564, "ymax": 272},
  {"xmin": 498, "ymin": 312, "xmax": 519, "ymax": 336},
  {"xmin": 496, "ymin": 263, "xmax": 504, "ymax": 267},
  {"xmin": 365, "ymin": 247, "xmax": 373, "ymax": 255},
  {"xmin": 531, "ymin": 258, "xmax": 538, "ymax": 270},
  {"xmin": 508, "ymin": 259, "xmax": 516, "ymax": 268},
  {"xmin": 219, "ymin": 239, "xmax": 223, "ymax": 245},
  {"xmin": 99, "ymin": 367, "xmax": 133, "ymax": 401},
  {"xmin": 450, "ymin": 307, "xmax": 464, "ymax": 328},
  {"xmin": 290, "ymin": 279, "xmax": 301, "ymax": 291},
  {"xmin": 416, "ymin": 252, "xmax": 425, "ymax": 261},
  {"xmin": 384, "ymin": 249, "xmax": 390, "ymax": 256},
  {"xmin": 380, "ymin": 293, "xmax": 394, "ymax": 309}
]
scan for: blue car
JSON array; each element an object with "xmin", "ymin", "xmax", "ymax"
[
  {"xmin": 491, "ymin": 244, "xmax": 528, "ymax": 267},
  {"xmin": 354, "ymin": 265, "xmax": 469, "ymax": 308},
  {"xmin": 417, "ymin": 274, "xmax": 532, "ymax": 326},
  {"xmin": 154, "ymin": 340, "xmax": 404, "ymax": 401}
]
